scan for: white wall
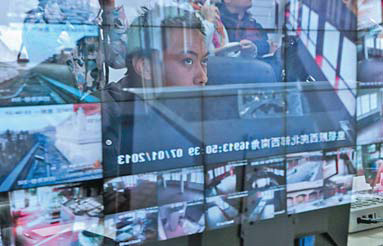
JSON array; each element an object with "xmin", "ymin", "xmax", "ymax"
[{"xmin": 249, "ymin": 0, "xmax": 277, "ymax": 29}]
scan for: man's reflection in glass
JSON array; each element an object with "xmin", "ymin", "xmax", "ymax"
[
  {"xmin": 101, "ymin": 4, "xmax": 209, "ymax": 176},
  {"xmin": 104, "ymin": 4, "xmax": 208, "ymax": 93}
]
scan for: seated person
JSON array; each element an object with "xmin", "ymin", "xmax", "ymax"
[
  {"xmin": 191, "ymin": 0, "xmax": 229, "ymax": 51},
  {"xmin": 217, "ymin": 0, "xmax": 272, "ymax": 57}
]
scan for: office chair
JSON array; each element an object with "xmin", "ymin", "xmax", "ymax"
[{"xmin": 207, "ymin": 56, "xmax": 276, "ymax": 85}]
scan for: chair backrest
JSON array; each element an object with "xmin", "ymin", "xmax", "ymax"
[{"xmin": 207, "ymin": 56, "xmax": 276, "ymax": 85}]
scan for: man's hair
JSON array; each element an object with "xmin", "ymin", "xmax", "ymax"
[
  {"xmin": 126, "ymin": 5, "xmax": 205, "ymax": 60},
  {"xmin": 125, "ymin": 4, "xmax": 205, "ymax": 82}
]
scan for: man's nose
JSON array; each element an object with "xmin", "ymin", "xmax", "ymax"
[{"xmin": 194, "ymin": 64, "xmax": 208, "ymax": 86}]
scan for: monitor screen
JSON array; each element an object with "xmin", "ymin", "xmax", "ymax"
[
  {"xmin": 356, "ymin": 142, "xmax": 383, "ymax": 192},
  {"xmin": 206, "ymin": 193, "xmax": 243, "ymax": 230},
  {"xmin": 357, "ymin": 88, "xmax": 383, "ymax": 145},
  {"xmin": 157, "ymin": 166, "xmax": 204, "ymax": 206},
  {"xmin": 287, "ymin": 151, "xmax": 324, "ymax": 192},
  {"xmin": 357, "ymin": 31, "xmax": 383, "ymax": 88},
  {"xmin": 9, "ymin": 181, "xmax": 104, "ymax": 245},
  {"xmin": 104, "ymin": 173, "xmax": 158, "ymax": 214},
  {"xmin": 105, "ymin": 199, "xmax": 205, "ymax": 244},
  {"xmin": 103, "ymin": 165, "xmax": 205, "ymax": 243},
  {"xmin": 104, "ymin": 207, "xmax": 158, "ymax": 245},
  {"xmin": 205, "ymin": 160, "xmax": 247, "ymax": 230},
  {"xmin": 287, "ymin": 148, "xmax": 355, "ymax": 214},
  {"xmin": 206, "ymin": 160, "xmax": 246, "ymax": 197},
  {"xmin": 0, "ymin": 103, "xmax": 102, "ymax": 192},
  {"xmin": 0, "ymin": 0, "xmax": 365, "ymax": 245},
  {"xmin": 243, "ymin": 156, "xmax": 286, "ymax": 223},
  {"xmin": 0, "ymin": 0, "xmax": 102, "ymax": 106},
  {"xmin": 158, "ymin": 200, "xmax": 205, "ymax": 240}
]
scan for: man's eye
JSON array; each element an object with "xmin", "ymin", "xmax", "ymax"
[
  {"xmin": 183, "ymin": 58, "xmax": 193, "ymax": 65},
  {"xmin": 202, "ymin": 58, "xmax": 208, "ymax": 66}
]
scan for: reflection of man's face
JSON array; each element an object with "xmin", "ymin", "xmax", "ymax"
[{"xmin": 162, "ymin": 28, "xmax": 208, "ymax": 86}]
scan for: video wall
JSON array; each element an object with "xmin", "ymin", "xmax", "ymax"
[{"xmin": 0, "ymin": 0, "xmax": 380, "ymax": 245}]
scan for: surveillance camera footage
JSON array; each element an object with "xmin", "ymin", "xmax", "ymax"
[
  {"xmin": 9, "ymin": 181, "xmax": 104, "ymax": 246},
  {"xmin": 104, "ymin": 207, "xmax": 158, "ymax": 245},
  {"xmin": 0, "ymin": 0, "xmax": 103, "ymax": 106},
  {"xmin": 206, "ymin": 161, "xmax": 246, "ymax": 197},
  {"xmin": 103, "ymin": 173, "xmax": 158, "ymax": 215},
  {"xmin": 243, "ymin": 157, "xmax": 286, "ymax": 222},
  {"xmin": 0, "ymin": 0, "xmax": 379, "ymax": 244},
  {"xmin": 205, "ymin": 193, "xmax": 243, "ymax": 230},
  {"xmin": 158, "ymin": 201, "xmax": 205, "ymax": 240},
  {"xmin": 0, "ymin": 104, "xmax": 102, "ymax": 192},
  {"xmin": 287, "ymin": 148, "xmax": 356, "ymax": 214},
  {"xmin": 157, "ymin": 166, "xmax": 204, "ymax": 206}
]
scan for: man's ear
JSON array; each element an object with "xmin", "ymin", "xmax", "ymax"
[{"xmin": 132, "ymin": 56, "xmax": 152, "ymax": 81}]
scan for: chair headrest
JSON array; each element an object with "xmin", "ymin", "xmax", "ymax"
[{"xmin": 207, "ymin": 56, "xmax": 276, "ymax": 85}]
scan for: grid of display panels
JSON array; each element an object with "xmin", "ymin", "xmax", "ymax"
[{"xmin": 0, "ymin": 0, "xmax": 377, "ymax": 245}]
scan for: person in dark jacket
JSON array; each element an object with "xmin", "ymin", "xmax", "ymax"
[{"xmin": 217, "ymin": 0, "xmax": 270, "ymax": 56}]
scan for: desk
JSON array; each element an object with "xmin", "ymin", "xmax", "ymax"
[{"xmin": 348, "ymin": 227, "xmax": 383, "ymax": 246}]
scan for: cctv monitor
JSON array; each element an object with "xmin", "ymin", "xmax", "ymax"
[{"xmin": 0, "ymin": 103, "xmax": 102, "ymax": 192}]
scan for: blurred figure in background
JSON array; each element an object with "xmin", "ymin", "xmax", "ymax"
[{"xmin": 217, "ymin": 0, "xmax": 271, "ymax": 57}]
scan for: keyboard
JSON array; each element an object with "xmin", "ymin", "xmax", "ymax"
[{"xmin": 349, "ymin": 191, "xmax": 383, "ymax": 233}]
